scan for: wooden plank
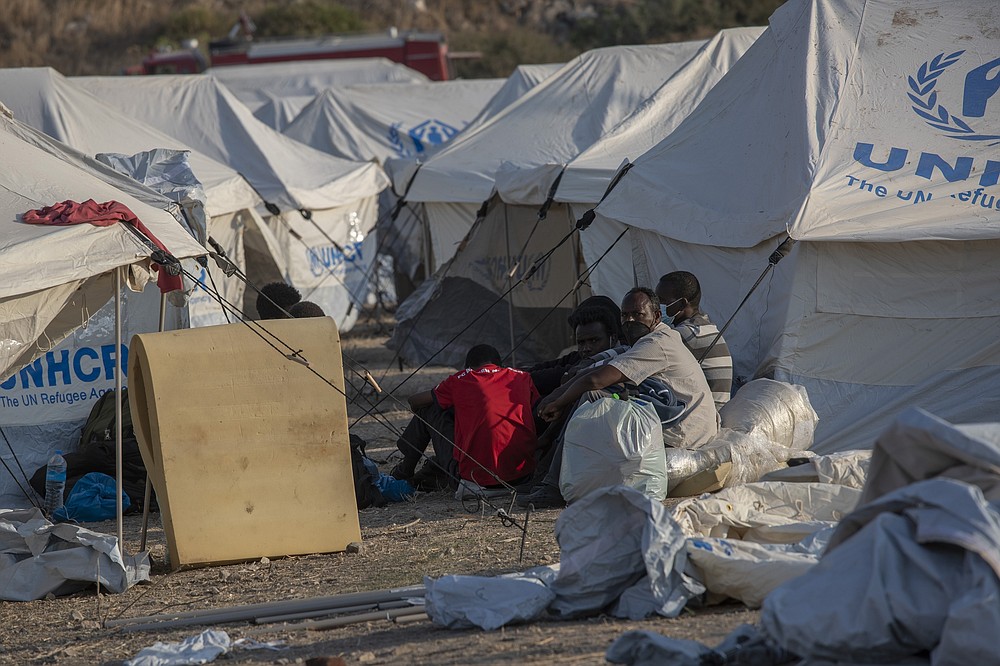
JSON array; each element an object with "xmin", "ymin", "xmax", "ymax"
[{"xmin": 128, "ymin": 317, "xmax": 360, "ymax": 568}]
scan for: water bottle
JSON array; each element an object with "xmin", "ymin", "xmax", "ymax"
[{"xmin": 42, "ymin": 450, "xmax": 67, "ymax": 516}]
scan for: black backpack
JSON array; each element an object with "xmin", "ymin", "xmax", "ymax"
[
  {"xmin": 30, "ymin": 388, "xmax": 153, "ymax": 511},
  {"xmin": 350, "ymin": 434, "xmax": 387, "ymax": 510}
]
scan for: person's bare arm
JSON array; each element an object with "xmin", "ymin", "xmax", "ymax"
[
  {"xmin": 537, "ymin": 364, "xmax": 626, "ymax": 421},
  {"xmin": 408, "ymin": 390, "xmax": 435, "ymax": 411}
]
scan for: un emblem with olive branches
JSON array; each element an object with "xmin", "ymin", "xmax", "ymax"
[{"xmin": 908, "ymin": 50, "xmax": 1000, "ymax": 142}]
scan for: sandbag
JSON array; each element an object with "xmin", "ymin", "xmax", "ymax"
[{"xmin": 559, "ymin": 397, "xmax": 667, "ymax": 503}]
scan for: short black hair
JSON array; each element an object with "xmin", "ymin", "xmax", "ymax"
[
  {"xmin": 257, "ymin": 282, "xmax": 301, "ymax": 320},
  {"xmin": 290, "ymin": 301, "xmax": 326, "ymax": 318},
  {"xmin": 623, "ymin": 287, "xmax": 660, "ymax": 314},
  {"xmin": 465, "ymin": 344, "xmax": 502, "ymax": 368},
  {"xmin": 570, "ymin": 295, "xmax": 623, "ymax": 339},
  {"xmin": 658, "ymin": 271, "xmax": 701, "ymax": 307},
  {"xmin": 567, "ymin": 306, "xmax": 616, "ymax": 339}
]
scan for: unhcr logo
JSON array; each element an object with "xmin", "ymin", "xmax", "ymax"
[
  {"xmin": 387, "ymin": 119, "xmax": 460, "ymax": 157},
  {"xmin": 908, "ymin": 51, "xmax": 1000, "ymax": 142}
]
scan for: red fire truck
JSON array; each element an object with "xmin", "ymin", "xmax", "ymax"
[{"xmin": 133, "ymin": 19, "xmax": 450, "ymax": 80}]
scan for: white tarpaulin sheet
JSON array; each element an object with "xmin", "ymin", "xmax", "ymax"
[
  {"xmin": 425, "ymin": 568, "xmax": 556, "ymax": 630},
  {"xmin": 593, "ymin": 0, "xmax": 1000, "ymax": 452},
  {"xmin": 762, "ymin": 478, "xmax": 1000, "ymax": 665},
  {"xmin": 404, "ymin": 42, "xmax": 705, "ymax": 206},
  {"xmin": 284, "ymin": 79, "xmax": 504, "ymax": 164},
  {"xmin": 209, "ymin": 58, "xmax": 428, "ymax": 130},
  {"xmin": 0, "ymin": 507, "xmax": 149, "ymax": 601},
  {"xmin": 72, "ymin": 75, "xmax": 388, "ymax": 212},
  {"xmin": 0, "ymin": 68, "xmax": 257, "ymax": 220}
]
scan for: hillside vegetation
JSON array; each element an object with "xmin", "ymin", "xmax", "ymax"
[{"xmin": 0, "ymin": 0, "xmax": 784, "ymax": 77}]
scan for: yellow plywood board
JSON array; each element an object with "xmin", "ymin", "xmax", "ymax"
[{"xmin": 128, "ymin": 317, "xmax": 360, "ymax": 568}]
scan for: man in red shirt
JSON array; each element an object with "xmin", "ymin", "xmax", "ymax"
[{"xmin": 392, "ymin": 345, "xmax": 539, "ymax": 491}]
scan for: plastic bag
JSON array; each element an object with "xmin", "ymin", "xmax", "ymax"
[
  {"xmin": 560, "ymin": 397, "xmax": 667, "ymax": 503},
  {"xmin": 719, "ymin": 379, "xmax": 818, "ymax": 450},
  {"xmin": 664, "ymin": 380, "xmax": 820, "ymax": 493},
  {"xmin": 52, "ymin": 472, "xmax": 131, "ymax": 523},
  {"xmin": 665, "ymin": 428, "xmax": 804, "ymax": 490}
]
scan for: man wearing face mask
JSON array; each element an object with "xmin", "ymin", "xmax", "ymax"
[
  {"xmin": 656, "ymin": 271, "xmax": 733, "ymax": 410},
  {"xmin": 517, "ymin": 287, "xmax": 719, "ymax": 508}
]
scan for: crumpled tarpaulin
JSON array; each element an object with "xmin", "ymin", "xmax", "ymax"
[
  {"xmin": 0, "ymin": 507, "xmax": 149, "ymax": 601},
  {"xmin": 125, "ymin": 629, "xmax": 231, "ymax": 666},
  {"xmin": 608, "ymin": 409, "xmax": 1000, "ymax": 666},
  {"xmin": 550, "ymin": 485, "xmax": 703, "ymax": 620},
  {"xmin": 761, "ymin": 450, "xmax": 872, "ymax": 489},
  {"xmin": 424, "ymin": 566, "xmax": 558, "ymax": 630},
  {"xmin": 21, "ymin": 199, "xmax": 183, "ymax": 293}
]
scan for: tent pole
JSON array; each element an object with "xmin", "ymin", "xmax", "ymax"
[
  {"xmin": 139, "ymin": 291, "xmax": 166, "ymax": 552},
  {"xmin": 114, "ymin": 267, "xmax": 125, "ymax": 553},
  {"xmin": 503, "ymin": 206, "xmax": 517, "ymax": 366}
]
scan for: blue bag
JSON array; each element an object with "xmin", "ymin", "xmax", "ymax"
[{"xmin": 52, "ymin": 472, "xmax": 131, "ymax": 523}]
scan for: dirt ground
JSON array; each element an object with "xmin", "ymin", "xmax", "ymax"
[{"xmin": 0, "ymin": 311, "xmax": 757, "ymax": 665}]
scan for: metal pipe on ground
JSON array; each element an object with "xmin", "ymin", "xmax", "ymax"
[
  {"xmin": 107, "ymin": 585, "xmax": 425, "ymax": 631},
  {"xmin": 296, "ymin": 606, "xmax": 428, "ymax": 632},
  {"xmin": 254, "ymin": 600, "xmax": 414, "ymax": 625}
]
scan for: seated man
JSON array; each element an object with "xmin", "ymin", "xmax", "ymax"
[
  {"xmin": 656, "ymin": 271, "xmax": 734, "ymax": 410},
  {"xmin": 518, "ymin": 288, "xmax": 719, "ymax": 508},
  {"xmin": 529, "ymin": 304, "xmax": 620, "ymax": 397},
  {"xmin": 392, "ymin": 344, "xmax": 539, "ymax": 492},
  {"xmin": 256, "ymin": 281, "xmax": 301, "ymax": 320}
]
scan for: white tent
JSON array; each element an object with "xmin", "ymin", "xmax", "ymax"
[
  {"xmin": 74, "ymin": 74, "xmax": 391, "ymax": 330},
  {"xmin": 464, "ymin": 63, "xmax": 564, "ymax": 131},
  {"xmin": 0, "ymin": 111, "xmax": 205, "ymax": 508},
  {"xmin": 553, "ymin": 27, "xmax": 764, "ymax": 297},
  {"xmin": 593, "ymin": 0, "xmax": 1000, "ymax": 452},
  {"xmin": 283, "ymin": 78, "xmax": 505, "ymax": 301},
  {"xmin": 394, "ymin": 42, "xmax": 705, "ymax": 273},
  {"xmin": 0, "ymin": 67, "xmax": 283, "ymax": 329},
  {"xmin": 386, "ymin": 41, "xmax": 706, "ymax": 367},
  {"xmin": 284, "ymin": 79, "xmax": 505, "ymax": 164},
  {"xmin": 209, "ymin": 58, "xmax": 429, "ymax": 130}
]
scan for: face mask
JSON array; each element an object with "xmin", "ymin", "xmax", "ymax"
[
  {"xmin": 621, "ymin": 320, "xmax": 652, "ymax": 345},
  {"xmin": 659, "ymin": 298, "xmax": 683, "ymax": 326}
]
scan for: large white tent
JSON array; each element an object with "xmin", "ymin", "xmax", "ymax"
[
  {"xmin": 552, "ymin": 26, "xmax": 764, "ymax": 297},
  {"xmin": 386, "ymin": 41, "xmax": 706, "ymax": 367},
  {"xmin": 392, "ymin": 42, "xmax": 705, "ymax": 274},
  {"xmin": 0, "ymin": 110, "xmax": 206, "ymax": 508},
  {"xmin": 74, "ymin": 74, "xmax": 391, "ymax": 330},
  {"xmin": 463, "ymin": 63, "xmax": 564, "ymax": 131},
  {"xmin": 209, "ymin": 58, "xmax": 428, "ymax": 130},
  {"xmin": 593, "ymin": 0, "xmax": 1000, "ymax": 452},
  {"xmin": 0, "ymin": 67, "xmax": 283, "ymax": 329},
  {"xmin": 284, "ymin": 79, "xmax": 505, "ymax": 164}
]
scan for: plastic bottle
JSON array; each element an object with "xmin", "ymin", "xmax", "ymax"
[{"xmin": 42, "ymin": 450, "xmax": 67, "ymax": 516}]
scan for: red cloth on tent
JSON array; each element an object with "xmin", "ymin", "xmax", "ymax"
[{"xmin": 22, "ymin": 199, "xmax": 183, "ymax": 293}]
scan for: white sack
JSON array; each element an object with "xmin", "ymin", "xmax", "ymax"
[
  {"xmin": 550, "ymin": 485, "xmax": 703, "ymax": 618},
  {"xmin": 424, "ymin": 567, "xmax": 557, "ymax": 630},
  {"xmin": 673, "ymin": 481, "xmax": 861, "ymax": 544},
  {"xmin": 0, "ymin": 507, "xmax": 149, "ymax": 601},
  {"xmin": 560, "ymin": 398, "xmax": 667, "ymax": 503},
  {"xmin": 684, "ymin": 531, "xmax": 829, "ymax": 608}
]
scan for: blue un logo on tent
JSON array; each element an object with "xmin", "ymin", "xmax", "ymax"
[
  {"xmin": 908, "ymin": 51, "xmax": 1000, "ymax": 141},
  {"xmin": 388, "ymin": 119, "xmax": 460, "ymax": 157}
]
